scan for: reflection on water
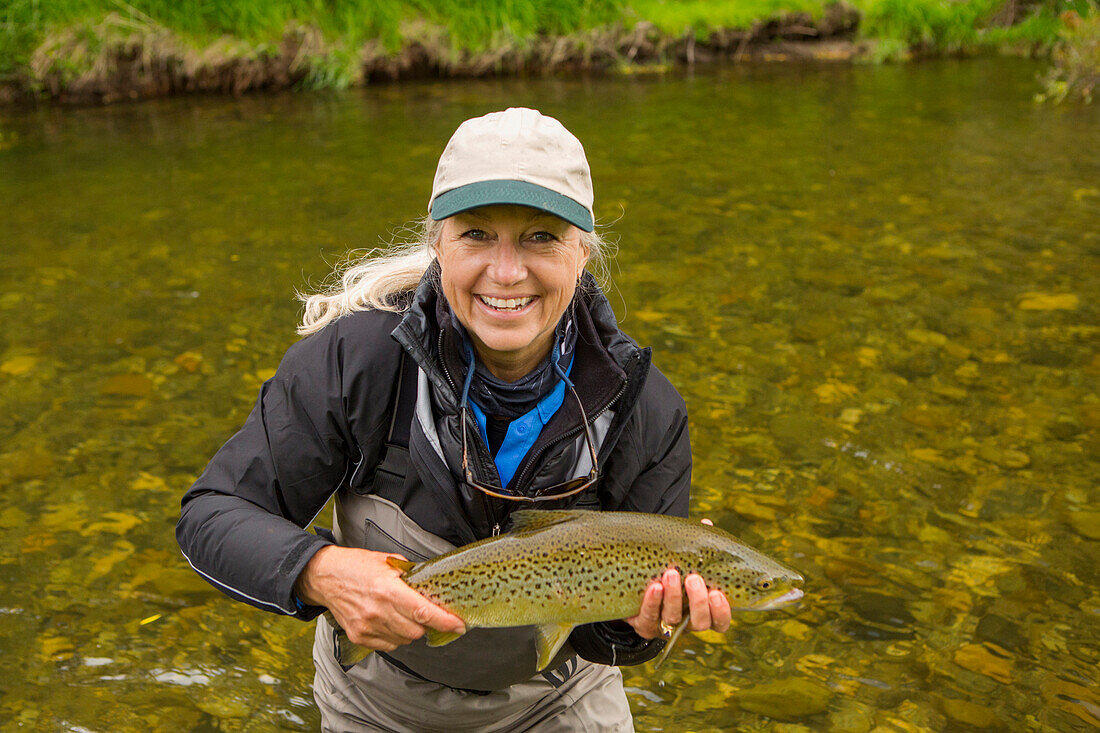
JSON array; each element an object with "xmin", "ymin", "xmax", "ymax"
[{"xmin": 1, "ymin": 59, "xmax": 1098, "ymax": 731}]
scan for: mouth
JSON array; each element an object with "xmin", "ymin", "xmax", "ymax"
[
  {"xmin": 749, "ymin": 587, "xmax": 804, "ymax": 611},
  {"xmin": 477, "ymin": 295, "xmax": 536, "ymax": 312}
]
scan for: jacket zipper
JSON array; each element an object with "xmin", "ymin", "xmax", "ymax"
[
  {"xmin": 509, "ymin": 363, "xmax": 632, "ymax": 497},
  {"xmin": 438, "ymin": 330, "xmax": 459, "ymax": 397},
  {"xmin": 438, "ymin": 329, "xmax": 503, "ymax": 532}
]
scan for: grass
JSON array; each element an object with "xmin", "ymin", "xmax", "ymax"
[
  {"xmin": 0, "ymin": 0, "xmax": 1092, "ymax": 94},
  {"xmin": 855, "ymin": 0, "xmax": 1090, "ymax": 60},
  {"xmin": 629, "ymin": 0, "xmax": 834, "ymax": 37}
]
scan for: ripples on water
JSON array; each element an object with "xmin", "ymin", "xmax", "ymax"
[{"xmin": 0, "ymin": 59, "xmax": 1097, "ymax": 731}]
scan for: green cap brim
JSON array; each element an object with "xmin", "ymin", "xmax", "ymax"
[{"xmin": 430, "ymin": 180, "xmax": 594, "ymax": 232}]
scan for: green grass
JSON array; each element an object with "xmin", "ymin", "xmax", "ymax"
[
  {"xmin": 630, "ymin": 0, "xmax": 833, "ymax": 38},
  {"xmin": 0, "ymin": 0, "xmax": 1089, "ymax": 89}
]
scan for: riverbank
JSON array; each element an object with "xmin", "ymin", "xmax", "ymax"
[{"xmin": 0, "ymin": 0, "xmax": 1079, "ymax": 104}]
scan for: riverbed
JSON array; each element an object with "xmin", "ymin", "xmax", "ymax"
[{"xmin": 0, "ymin": 58, "xmax": 1097, "ymax": 731}]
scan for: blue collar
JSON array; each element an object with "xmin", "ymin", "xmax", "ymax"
[{"xmin": 467, "ymin": 354, "xmax": 574, "ymax": 490}]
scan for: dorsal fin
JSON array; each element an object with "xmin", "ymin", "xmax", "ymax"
[
  {"xmin": 386, "ymin": 556, "xmax": 417, "ymax": 574},
  {"xmin": 508, "ymin": 509, "xmax": 585, "ymax": 534}
]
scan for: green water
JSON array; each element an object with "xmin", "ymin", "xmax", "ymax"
[{"xmin": 1, "ymin": 59, "xmax": 1098, "ymax": 732}]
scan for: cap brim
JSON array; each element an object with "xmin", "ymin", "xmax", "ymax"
[{"xmin": 430, "ymin": 180, "xmax": 594, "ymax": 232}]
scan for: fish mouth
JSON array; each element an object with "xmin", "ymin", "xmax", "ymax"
[{"xmin": 749, "ymin": 587, "xmax": 804, "ymax": 611}]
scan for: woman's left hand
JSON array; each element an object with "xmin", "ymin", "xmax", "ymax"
[{"xmin": 625, "ymin": 519, "xmax": 733, "ymax": 639}]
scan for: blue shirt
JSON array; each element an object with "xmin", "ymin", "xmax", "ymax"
[{"xmin": 468, "ymin": 356, "xmax": 574, "ymax": 490}]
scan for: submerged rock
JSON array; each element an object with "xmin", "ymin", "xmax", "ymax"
[
  {"xmin": 940, "ymin": 697, "xmax": 1005, "ymax": 729},
  {"xmin": 769, "ymin": 414, "xmax": 833, "ymax": 462},
  {"xmin": 735, "ymin": 677, "xmax": 834, "ymax": 720},
  {"xmin": 828, "ymin": 700, "xmax": 874, "ymax": 733},
  {"xmin": 976, "ymin": 444, "xmax": 1031, "ymax": 469},
  {"xmin": 975, "ymin": 614, "xmax": 1028, "ymax": 655},
  {"xmin": 953, "ymin": 643, "xmax": 1013, "ymax": 685},
  {"xmin": 1063, "ymin": 510, "xmax": 1100, "ymax": 540}
]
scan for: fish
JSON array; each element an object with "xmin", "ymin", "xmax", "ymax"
[{"xmin": 328, "ymin": 509, "xmax": 804, "ymax": 670}]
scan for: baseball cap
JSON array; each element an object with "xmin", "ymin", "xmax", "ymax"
[{"xmin": 428, "ymin": 108, "xmax": 595, "ymax": 232}]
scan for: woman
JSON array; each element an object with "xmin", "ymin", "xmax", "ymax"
[{"xmin": 177, "ymin": 108, "xmax": 732, "ymax": 732}]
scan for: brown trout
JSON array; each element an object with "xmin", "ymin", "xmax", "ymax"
[{"xmin": 329, "ymin": 509, "xmax": 804, "ymax": 670}]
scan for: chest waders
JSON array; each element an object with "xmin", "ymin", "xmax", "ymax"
[{"xmin": 311, "ymin": 353, "xmax": 634, "ymax": 732}]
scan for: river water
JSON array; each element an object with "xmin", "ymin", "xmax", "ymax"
[{"xmin": 0, "ymin": 58, "xmax": 1097, "ymax": 732}]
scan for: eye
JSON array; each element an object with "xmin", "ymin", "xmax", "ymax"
[
  {"xmin": 461, "ymin": 228, "xmax": 489, "ymax": 241},
  {"xmin": 755, "ymin": 578, "xmax": 773, "ymax": 591},
  {"xmin": 527, "ymin": 230, "xmax": 559, "ymax": 245}
]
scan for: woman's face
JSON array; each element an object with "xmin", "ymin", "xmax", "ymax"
[{"xmin": 435, "ymin": 204, "xmax": 589, "ymax": 382}]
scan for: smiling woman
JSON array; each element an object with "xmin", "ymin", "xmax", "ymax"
[{"xmin": 177, "ymin": 107, "xmax": 728, "ymax": 731}]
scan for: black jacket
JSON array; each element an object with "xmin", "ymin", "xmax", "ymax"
[{"xmin": 177, "ymin": 266, "xmax": 692, "ymax": 665}]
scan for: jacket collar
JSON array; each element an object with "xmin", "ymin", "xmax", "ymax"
[{"xmin": 391, "ymin": 260, "xmax": 640, "ymax": 416}]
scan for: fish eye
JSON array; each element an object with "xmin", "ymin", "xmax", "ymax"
[{"xmin": 755, "ymin": 578, "xmax": 773, "ymax": 591}]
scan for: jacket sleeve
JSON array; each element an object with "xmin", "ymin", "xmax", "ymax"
[
  {"xmin": 572, "ymin": 365, "xmax": 692, "ymax": 665},
  {"xmin": 176, "ymin": 321, "xmax": 386, "ymax": 620}
]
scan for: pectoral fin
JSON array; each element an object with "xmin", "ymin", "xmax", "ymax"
[
  {"xmin": 535, "ymin": 622, "xmax": 576, "ymax": 671},
  {"xmin": 386, "ymin": 556, "xmax": 416, "ymax": 573},
  {"xmin": 425, "ymin": 628, "xmax": 465, "ymax": 647},
  {"xmin": 653, "ymin": 617, "xmax": 691, "ymax": 669},
  {"xmin": 326, "ymin": 611, "xmax": 373, "ymax": 668}
]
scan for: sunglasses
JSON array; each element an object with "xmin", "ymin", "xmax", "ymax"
[{"xmin": 460, "ymin": 383, "xmax": 599, "ymax": 503}]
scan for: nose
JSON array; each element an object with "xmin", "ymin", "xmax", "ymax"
[{"xmin": 488, "ymin": 238, "xmax": 526, "ymax": 286}]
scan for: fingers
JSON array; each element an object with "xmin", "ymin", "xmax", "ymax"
[
  {"xmin": 661, "ymin": 568, "xmax": 683, "ymax": 627},
  {"xmin": 701, "ymin": 518, "xmax": 714, "ymax": 526},
  {"xmin": 627, "ymin": 568, "xmax": 736, "ymax": 638},
  {"xmin": 685, "ymin": 574, "xmax": 712, "ymax": 631},
  {"xmin": 371, "ymin": 574, "xmax": 466, "ymax": 643},
  {"xmin": 408, "ymin": 597, "xmax": 466, "ymax": 634},
  {"xmin": 709, "ymin": 589, "xmax": 732, "ymax": 632},
  {"xmin": 625, "ymin": 581, "xmax": 664, "ymax": 638}
]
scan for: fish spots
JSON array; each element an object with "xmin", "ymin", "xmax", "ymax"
[{"xmin": 400, "ymin": 510, "xmax": 801, "ymax": 626}]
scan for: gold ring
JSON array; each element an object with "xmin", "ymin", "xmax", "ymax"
[{"xmin": 659, "ymin": 620, "xmax": 674, "ymax": 638}]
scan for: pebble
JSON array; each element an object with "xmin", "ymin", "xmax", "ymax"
[
  {"xmin": 100, "ymin": 373, "xmax": 154, "ymax": 397},
  {"xmin": 1046, "ymin": 417, "xmax": 1083, "ymax": 440},
  {"xmin": 905, "ymin": 328, "xmax": 948, "ymax": 346},
  {"xmin": 793, "ymin": 316, "xmax": 840, "ymax": 342},
  {"xmin": 829, "ymin": 703, "xmax": 874, "ymax": 733},
  {"xmin": 6, "ymin": 444, "xmax": 55, "ymax": 481},
  {"xmin": 976, "ymin": 445, "xmax": 1030, "ymax": 469},
  {"xmin": 900, "ymin": 405, "xmax": 956, "ymax": 430},
  {"xmin": 732, "ymin": 496, "xmax": 778, "ymax": 523},
  {"xmin": 1016, "ymin": 292, "xmax": 1079, "ymax": 310},
  {"xmin": 974, "ymin": 614, "xmax": 1028, "ymax": 654},
  {"xmin": 769, "ymin": 414, "xmax": 833, "ymax": 462},
  {"xmin": 953, "ymin": 643, "xmax": 1013, "ymax": 684}
]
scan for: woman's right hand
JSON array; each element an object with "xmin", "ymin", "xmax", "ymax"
[{"xmin": 294, "ymin": 545, "xmax": 466, "ymax": 652}]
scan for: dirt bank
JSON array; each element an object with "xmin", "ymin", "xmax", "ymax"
[{"xmin": 1, "ymin": 5, "xmax": 864, "ymax": 105}]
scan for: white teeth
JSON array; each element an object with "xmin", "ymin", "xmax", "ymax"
[{"xmin": 480, "ymin": 295, "xmax": 533, "ymax": 311}]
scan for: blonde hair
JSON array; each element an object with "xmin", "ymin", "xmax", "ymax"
[{"xmin": 298, "ymin": 216, "xmax": 615, "ymax": 336}]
